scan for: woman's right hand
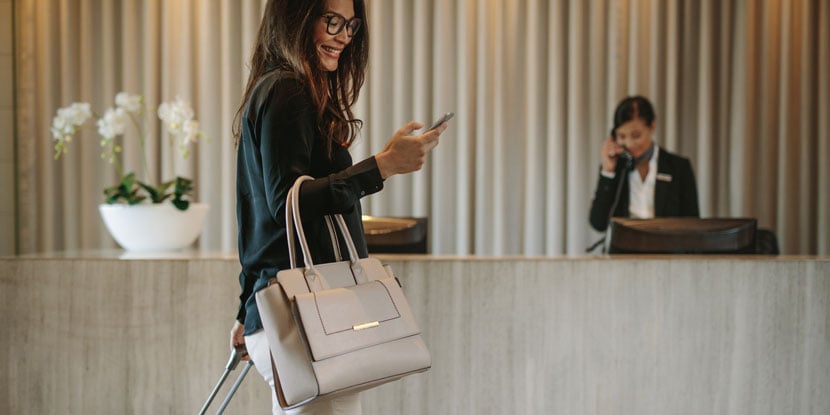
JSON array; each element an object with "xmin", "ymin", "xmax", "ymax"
[
  {"xmin": 600, "ymin": 136, "xmax": 622, "ymax": 173},
  {"xmin": 375, "ymin": 120, "xmax": 446, "ymax": 179}
]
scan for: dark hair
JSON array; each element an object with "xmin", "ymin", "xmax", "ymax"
[
  {"xmin": 233, "ymin": 0, "xmax": 369, "ymax": 155},
  {"xmin": 611, "ymin": 96, "xmax": 656, "ymax": 138}
]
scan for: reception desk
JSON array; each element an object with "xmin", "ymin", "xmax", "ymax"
[{"xmin": 1, "ymin": 253, "xmax": 828, "ymax": 414}]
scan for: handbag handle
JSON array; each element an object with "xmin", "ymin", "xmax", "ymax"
[{"xmin": 285, "ymin": 176, "xmax": 361, "ymax": 271}]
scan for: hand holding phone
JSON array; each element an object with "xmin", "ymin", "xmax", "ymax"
[
  {"xmin": 426, "ymin": 112, "xmax": 454, "ymax": 132},
  {"xmin": 377, "ymin": 118, "xmax": 450, "ymax": 179}
]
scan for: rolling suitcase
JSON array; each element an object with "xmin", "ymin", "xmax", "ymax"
[{"xmin": 198, "ymin": 346, "xmax": 255, "ymax": 415}]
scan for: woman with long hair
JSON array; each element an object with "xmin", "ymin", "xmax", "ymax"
[{"xmin": 229, "ymin": 0, "xmax": 448, "ymax": 413}]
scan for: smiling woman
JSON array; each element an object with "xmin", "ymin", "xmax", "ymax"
[
  {"xmin": 230, "ymin": 0, "xmax": 448, "ymax": 413},
  {"xmin": 315, "ymin": 6, "xmax": 363, "ymax": 72}
]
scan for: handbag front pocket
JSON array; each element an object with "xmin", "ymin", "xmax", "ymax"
[{"xmin": 294, "ymin": 277, "xmax": 421, "ymax": 361}]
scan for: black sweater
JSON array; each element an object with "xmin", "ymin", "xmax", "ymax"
[{"xmin": 236, "ymin": 71, "xmax": 384, "ymax": 335}]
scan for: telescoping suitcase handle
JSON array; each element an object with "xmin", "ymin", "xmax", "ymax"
[{"xmin": 198, "ymin": 346, "xmax": 255, "ymax": 415}]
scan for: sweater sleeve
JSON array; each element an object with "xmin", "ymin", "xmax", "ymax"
[{"xmin": 258, "ymin": 77, "xmax": 383, "ymax": 227}]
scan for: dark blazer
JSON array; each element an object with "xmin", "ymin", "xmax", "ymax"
[{"xmin": 589, "ymin": 146, "xmax": 699, "ymax": 232}]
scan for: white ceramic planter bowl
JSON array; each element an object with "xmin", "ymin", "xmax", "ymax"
[{"xmin": 99, "ymin": 202, "xmax": 209, "ymax": 252}]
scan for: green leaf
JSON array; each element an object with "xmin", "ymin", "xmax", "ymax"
[
  {"xmin": 138, "ymin": 179, "xmax": 177, "ymax": 203},
  {"xmin": 171, "ymin": 176, "xmax": 194, "ymax": 211},
  {"xmin": 172, "ymin": 199, "xmax": 190, "ymax": 211},
  {"xmin": 139, "ymin": 182, "xmax": 163, "ymax": 203},
  {"xmin": 102, "ymin": 172, "xmax": 195, "ymax": 210},
  {"xmin": 102, "ymin": 172, "xmax": 146, "ymax": 205}
]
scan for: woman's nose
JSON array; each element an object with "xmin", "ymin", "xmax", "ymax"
[{"xmin": 335, "ymin": 30, "xmax": 351, "ymax": 44}]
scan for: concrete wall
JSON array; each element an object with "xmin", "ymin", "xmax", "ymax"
[{"xmin": 1, "ymin": 254, "xmax": 829, "ymax": 414}]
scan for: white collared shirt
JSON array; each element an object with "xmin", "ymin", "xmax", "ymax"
[
  {"xmin": 627, "ymin": 147, "xmax": 659, "ymax": 219},
  {"xmin": 600, "ymin": 144, "xmax": 660, "ymax": 218}
]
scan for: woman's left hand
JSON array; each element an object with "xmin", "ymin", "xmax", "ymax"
[{"xmin": 375, "ymin": 121, "xmax": 446, "ymax": 179}]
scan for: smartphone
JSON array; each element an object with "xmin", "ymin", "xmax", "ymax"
[{"xmin": 426, "ymin": 112, "xmax": 455, "ymax": 131}]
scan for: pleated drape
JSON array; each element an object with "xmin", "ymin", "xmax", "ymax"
[
  {"xmin": 14, "ymin": 0, "xmax": 830, "ymax": 255},
  {"xmin": 16, "ymin": 0, "xmax": 264, "ymax": 253}
]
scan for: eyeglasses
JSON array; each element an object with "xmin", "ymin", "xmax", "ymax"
[{"xmin": 321, "ymin": 12, "xmax": 362, "ymax": 37}]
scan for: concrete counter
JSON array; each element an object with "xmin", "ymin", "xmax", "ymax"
[{"xmin": 1, "ymin": 253, "xmax": 828, "ymax": 414}]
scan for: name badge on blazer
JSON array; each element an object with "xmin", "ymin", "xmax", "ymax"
[{"xmin": 656, "ymin": 173, "xmax": 673, "ymax": 182}]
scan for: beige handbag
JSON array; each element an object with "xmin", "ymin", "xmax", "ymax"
[{"xmin": 255, "ymin": 176, "xmax": 431, "ymax": 410}]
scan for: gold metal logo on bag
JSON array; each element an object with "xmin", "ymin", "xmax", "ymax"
[{"xmin": 352, "ymin": 321, "xmax": 380, "ymax": 331}]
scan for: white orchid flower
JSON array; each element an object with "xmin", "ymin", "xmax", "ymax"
[
  {"xmin": 63, "ymin": 102, "xmax": 92, "ymax": 125},
  {"xmin": 51, "ymin": 102, "xmax": 93, "ymax": 156},
  {"xmin": 115, "ymin": 92, "xmax": 144, "ymax": 113},
  {"xmin": 96, "ymin": 107, "xmax": 129, "ymax": 140},
  {"xmin": 158, "ymin": 96, "xmax": 196, "ymax": 136},
  {"xmin": 51, "ymin": 92, "xmax": 205, "ymax": 169},
  {"xmin": 182, "ymin": 120, "xmax": 201, "ymax": 144},
  {"xmin": 51, "ymin": 102, "xmax": 92, "ymax": 139}
]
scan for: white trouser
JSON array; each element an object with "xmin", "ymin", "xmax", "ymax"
[{"xmin": 245, "ymin": 330, "xmax": 362, "ymax": 415}]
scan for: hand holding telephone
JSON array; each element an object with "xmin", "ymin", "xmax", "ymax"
[{"xmin": 425, "ymin": 112, "xmax": 454, "ymax": 132}]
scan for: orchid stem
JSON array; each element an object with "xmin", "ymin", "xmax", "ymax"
[{"xmin": 129, "ymin": 111, "xmax": 151, "ymax": 183}]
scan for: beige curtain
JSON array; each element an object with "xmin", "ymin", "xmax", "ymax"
[
  {"xmin": 14, "ymin": 0, "xmax": 830, "ymax": 255},
  {"xmin": 15, "ymin": 0, "xmax": 265, "ymax": 253}
]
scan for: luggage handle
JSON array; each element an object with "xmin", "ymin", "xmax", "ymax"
[{"xmin": 197, "ymin": 346, "xmax": 254, "ymax": 415}]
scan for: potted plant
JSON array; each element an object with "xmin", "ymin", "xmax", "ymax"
[{"xmin": 51, "ymin": 93, "xmax": 210, "ymax": 252}]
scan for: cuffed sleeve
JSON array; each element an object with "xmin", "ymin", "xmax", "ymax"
[
  {"xmin": 298, "ymin": 156, "xmax": 384, "ymax": 219},
  {"xmin": 236, "ymin": 270, "xmax": 254, "ymax": 323}
]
